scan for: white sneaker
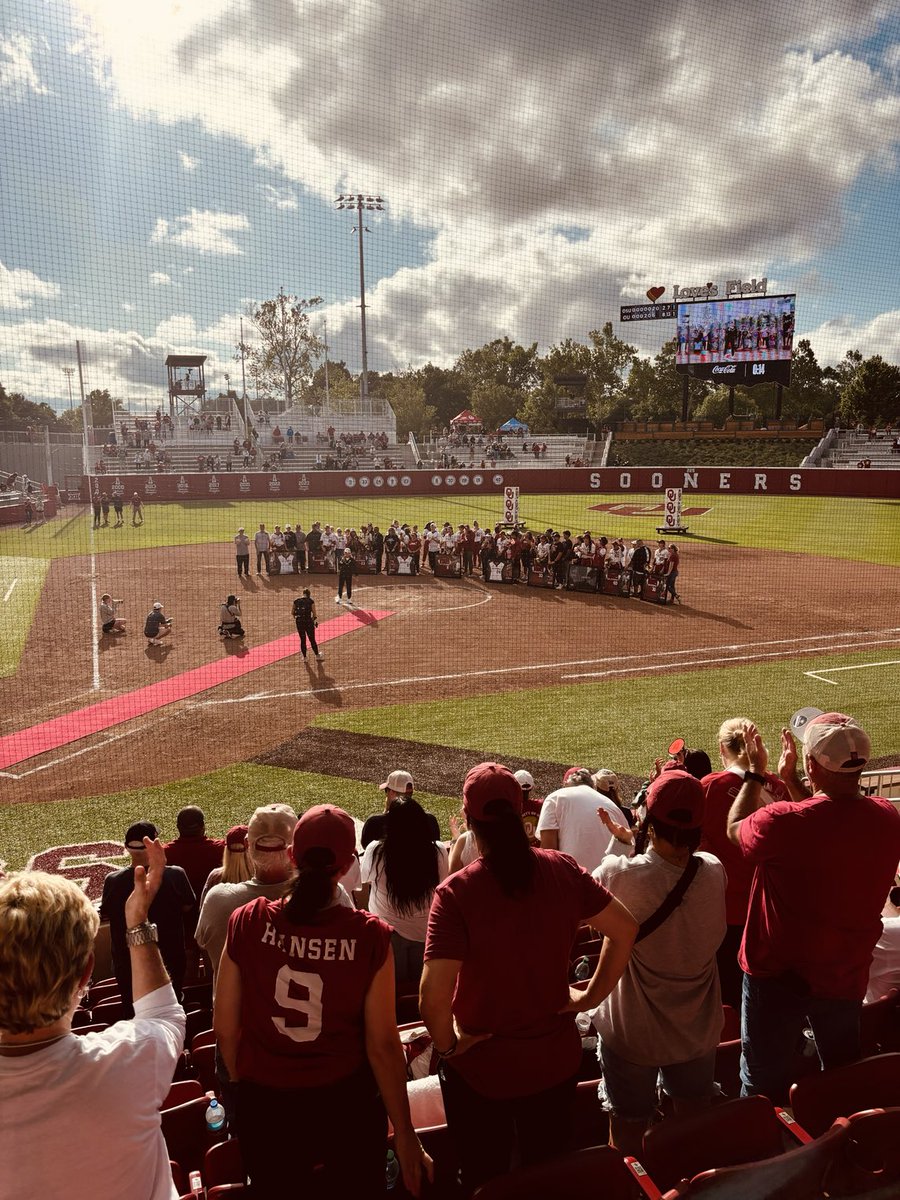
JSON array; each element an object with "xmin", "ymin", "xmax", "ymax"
[
  {"xmin": 335, "ymin": 595, "xmax": 341, "ymax": 604},
  {"xmin": 316, "ymin": 653, "xmax": 324, "ymax": 661}
]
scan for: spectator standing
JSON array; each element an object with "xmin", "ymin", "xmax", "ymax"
[
  {"xmin": 592, "ymin": 769, "xmax": 726, "ymax": 1156},
  {"xmin": 200, "ymin": 824, "xmax": 251, "ymax": 904},
  {"xmin": 866, "ymin": 886, "xmax": 900, "ymax": 1004},
  {"xmin": 196, "ymin": 805, "xmax": 298, "ymax": 989},
  {"xmin": 420, "ymin": 763, "xmax": 637, "ymax": 1195},
  {"xmin": 726, "ymin": 714, "xmax": 900, "ymax": 1101},
  {"xmin": 359, "ymin": 798, "xmax": 450, "ymax": 990},
  {"xmin": 361, "ymin": 770, "xmax": 441, "ymax": 848},
  {"xmin": 91, "ymin": 492, "xmax": 101, "ymax": 528},
  {"xmin": 515, "ymin": 769, "xmax": 543, "ymax": 844},
  {"xmin": 537, "ymin": 767, "xmax": 628, "ymax": 872},
  {"xmin": 254, "ymin": 523, "xmax": 270, "ymax": 575},
  {"xmin": 630, "ymin": 539, "xmax": 650, "ymax": 596},
  {"xmin": 100, "ymin": 820, "xmax": 195, "ymax": 1015},
  {"xmin": 131, "ymin": 492, "xmax": 143, "ymax": 525},
  {"xmin": 215, "ymin": 805, "xmax": 432, "ymax": 1198},
  {"xmin": 336, "ymin": 547, "xmax": 356, "ymax": 605},
  {"xmin": 234, "ymin": 527, "xmax": 250, "ymax": 577},
  {"xmin": 164, "ymin": 806, "xmax": 225, "ymax": 907},
  {"xmin": 0, "ymin": 839, "xmax": 185, "ymax": 1199},
  {"xmin": 700, "ymin": 718, "xmax": 790, "ymax": 1008}
]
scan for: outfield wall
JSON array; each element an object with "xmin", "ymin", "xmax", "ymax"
[{"xmin": 86, "ymin": 466, "xmax": 900, "ymax": 502}]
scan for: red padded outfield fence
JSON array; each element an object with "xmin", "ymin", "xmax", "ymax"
[{"xmin": 85, "ymin": 466, "xmax": 900, "ymax": 501}]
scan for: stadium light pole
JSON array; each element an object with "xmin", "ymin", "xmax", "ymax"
[
  {"xmin": 61, "ymin": 366, "xmax": 75, "ymax": 410},
  {"xmin": 334, "ymin": 193, "xmax": 385, "ymax": 405}
]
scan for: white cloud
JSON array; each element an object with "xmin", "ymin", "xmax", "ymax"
[
  {"xmin": 262, "ymin": 183, "xmax": 298, "ymax": 210},
  {"xmin": 122, "ymin": 302, "xmax": 134, "ymax": 312},
  {"xmin": 150, "ymin": 209, "xmax": 249, "ymax": 255},
  {"xmin": 150, "ymin": 271, "xmax": 172, "ymax": 285},
  {"xmin": 0, "ymin": 33, "xmax": 48, "ymax": 99},
  {"xmin": 805, "ymin": 310, "xmax": 900, "ymax": 366},
  {"xmin": 0, "ymin": 261, "xmax": 60, "ymax": 310},
  {"xmin": 179, "ymin": 151, "xmax": 199, "ymax": 171}
]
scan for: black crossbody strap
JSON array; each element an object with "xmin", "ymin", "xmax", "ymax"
[{"xmin": 635, "ymin": 855, "xmax": 701, "ymax": 943}]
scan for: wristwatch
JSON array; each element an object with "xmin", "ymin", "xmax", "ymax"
[
  {"xmin": 125, "ymin": 921, "xmax": 159, "ymax": 947},
  {"xmin": 743, "ymin": 770, "xmax": 767, "ymax": 785}
]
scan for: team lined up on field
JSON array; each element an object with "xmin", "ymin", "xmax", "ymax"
[{"xmin": 235, "ymin": 520, "xmax": 682, "ymax": 599}]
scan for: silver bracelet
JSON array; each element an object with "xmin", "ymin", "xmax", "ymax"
[{"xmin": 125, "ymin": 920, "xmax": 159, "ymax": 947}]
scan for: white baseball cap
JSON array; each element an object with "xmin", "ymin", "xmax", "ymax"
[
  {"xmin": 791, "ymin": 709, "xmax": 871, "ymax": 774},
  {"xmin": 380, "ymin": 770, "xmax": 413, "ymax": 792},
  {"xmin": 514, "ymin": 770, "xmax": 535, "ymax": 791},
  {"xmin": 152, "ymin": 601, "xmax": 163, "ymax": 609},
  {"xmin": 593, "ymin": 769, "xmax": 619, "ymax": 794}
]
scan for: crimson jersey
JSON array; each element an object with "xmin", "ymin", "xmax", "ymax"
[{"xmin": 227, "ymin": 897, "xmax": 391, "ymax": 1087}]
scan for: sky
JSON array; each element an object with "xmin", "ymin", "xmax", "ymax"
[{"xmin": 2, "ymin": 0, "xmax": 900, "ymax": 410}]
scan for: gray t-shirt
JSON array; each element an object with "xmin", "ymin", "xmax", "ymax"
[
  {"xmin": 592, "ymin": 848, "xmax": 726, "ymax": 1065},
  {"xmin": 196, "ymin": 878, "xmax": 291, "ymax": 985}
]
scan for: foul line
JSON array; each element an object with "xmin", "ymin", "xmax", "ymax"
[
  {"xmin": 89, "ymin": 522, "xmax": 100, "ymax": 690},
  {"xmin": 2, "ymin": 579, "xmax": 18, "ymax": 603},
  {"xmin": 563, "ymin": 636, "xmax": 900, "ymax": 680},
  {"xmin": 805, "ymin": 659, "xmax": 900, "ymax": 687},
  {"xmin": 187, "ymin": 628, "xmax": 900, "ymax": 709}
]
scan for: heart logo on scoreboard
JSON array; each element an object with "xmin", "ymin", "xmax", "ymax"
[{"xmin": 646, "ymin": 286, "xmax": 666, "ymax": 302}]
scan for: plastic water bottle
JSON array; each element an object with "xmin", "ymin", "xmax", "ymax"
[
  {"xmin": 574, "ymin": 955, "xmax": 591, "ymax": 981},
  {"xmin": 205, "ymin": 1098, "xmax": 226, "ymax": 1133},
  {"xmin": 385, "ymin": 1149, "xmax": 400, "ymax": 1191}
]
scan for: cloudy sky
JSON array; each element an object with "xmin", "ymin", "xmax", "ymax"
[{"xmin": 2, "ymin": 0, "xmax": 900, "ymax": 409}]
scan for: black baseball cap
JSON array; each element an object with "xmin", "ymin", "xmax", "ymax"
[{"xmin": 124, "ymin": 820, "xmax": 158, "ymax": 849}]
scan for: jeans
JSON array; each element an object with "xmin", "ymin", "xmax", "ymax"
[
  {"xmin": 740, "ymin": 971, "xmax": 861, "ymax": 1103},
  {"xmin": 439, "ymin": 1061, "xmax": 577, "ymax": 1196},
  {"xmin": 391, "ymin": 930, "xmax": 424, "ymax": 992},
  {"xmin": 236, "ymin": 554, "xmax": 249, "ymax": 577},
  {"xmin": 255, "ymin": 549, "xmax": 269, "ymax": 574},
  {"xmin": 598, "ymin": 1039, "xmax": 716, "ymax": 1122}
]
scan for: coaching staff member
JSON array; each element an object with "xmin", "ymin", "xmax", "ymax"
[{"xmin": 234, "ymin": 528, "xmax": 250, "ymax": 577}]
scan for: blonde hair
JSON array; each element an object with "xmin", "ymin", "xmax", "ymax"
[
  {"xmin": 718, "ymin": 718, "xmax": 752, "ymax": 765},
  {"xmin": 0, "ymin": 872, "xmax": 99, "ymax": 1034},
  {"xmin": 220, "ymin": 844, "xmax": 252, "ymax": 886}
]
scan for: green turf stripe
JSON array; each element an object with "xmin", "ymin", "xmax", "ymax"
[
  {"xmin": 313, "ymin": 644, "xmax": 900, "ymax": 774},
  {"xmin": 0, "ymin": 764, "xmax": 458, "ymax": 872},
  {"xmin": 0, "ymin": 556, "xmax": 50, "ymax": 678}
]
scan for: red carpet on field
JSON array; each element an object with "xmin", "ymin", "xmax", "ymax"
[{"xmin": 0, "ymin": 608, "xmax": 392, "ymax": 771}]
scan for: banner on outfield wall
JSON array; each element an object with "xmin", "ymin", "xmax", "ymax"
[{"xmin": 86, "ymin": 467, "xmax": 900, "ymax": 501}]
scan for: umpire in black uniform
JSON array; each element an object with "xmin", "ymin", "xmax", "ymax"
[{"xmin": 292, "ymin": 589, "xmax": 322, "ymax": 661}]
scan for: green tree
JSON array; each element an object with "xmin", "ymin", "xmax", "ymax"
[
  {"xmin": 238, "ymin": 291, "xmax": 324, "ymax": 407},
  {"xmin": 586, "ymin": 323, "xmax": 638, "ymax": 425},
  {"xmin": 782, "ymin": 339, "xmax": 830, "ymax": 421},
  {"xmin": 58, "ymin": 388, "xmax": 122, "ymax": 432},
  {"xmin": 838, "ymin": 355, "xmax": 900, "ymax": 426},
  {"xmin": 384, "ymin": 375, "xmax": 436, "ymax": 440},
  {"xmin": 456, "ymin": 337, "xmax": 540, "ymax": 395},
  {"xmin": 414, "ymin": 364, "xmax": 470, "ymax": 428},
  {"xmin": 0, "ymin": 382, "xmax": 65, "ymax": 430},
  {"xmin": 517, "ymin": 381, "xmax": 564, "ymax": 434},
  {"xmin": 470, "ymin": 381, "xmax": 520, "ymax": 431}
]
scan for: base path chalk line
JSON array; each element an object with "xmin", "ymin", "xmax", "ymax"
[
  {"xmin": 0, "ymin": 608, "xmax": 393, "ymax": 771},
  {"xmin": 3, "ymin": 579, "xmax": 18, "ymax": 603}
]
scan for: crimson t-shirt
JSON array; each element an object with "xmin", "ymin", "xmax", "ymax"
[
  {"xmin": 425, "ymin": 850, "xmax": 612, "ymax": 1099},
  {"xmin": 738, "ymin": 792, "xmax": 900, "ymax": 1000},
  {"xmin": 164, "ymin": 835, "xmax": 225, "ymax": 905},
  {"xmin": 227, "ymin": 897, "xmax": 391, "ymax": 1087},
  {"xmin": 700, "ymin": 769, "xmax": 790, "ymax": 926}
]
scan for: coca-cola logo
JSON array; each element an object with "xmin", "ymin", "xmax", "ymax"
[{"xmin": 712, "ymin": 364, "xmax": 737, "ymax": 375}]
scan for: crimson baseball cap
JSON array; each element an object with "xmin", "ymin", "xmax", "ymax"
[
  {"xmin": 293, "ymin": 805, "xmax": 357, "ymax": 876},
  {"xmin": 225, "ymin": 825, "xmax": 249, "ymax": 852},
  {"xmin": 791, "ymin": 709, "xmax": 871, "ymax": 774},
  {"xmin": 463, "ymin": 762, "xmax": 523, "ymax": 822},
  {"xmin": 645, "ymin": 767, "xmax": 705, "ymax": 829},
  {"xmin": 563, "ymin": 766, "xmax": 592, "ymax": 785}
]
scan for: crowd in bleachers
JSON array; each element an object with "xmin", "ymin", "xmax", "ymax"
[{"xmin": 2, "ymin": 710, "xmax": 899, "ymax": 1198}]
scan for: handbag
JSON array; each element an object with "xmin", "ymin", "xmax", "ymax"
[{"xmin": 635, "ymin": 855, "xmax": 701, "ymax": 943}]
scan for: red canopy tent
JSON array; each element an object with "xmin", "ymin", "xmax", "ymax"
[{"xmin": 450, "ymin": 409, "xmax": 483, "ymax": 428}]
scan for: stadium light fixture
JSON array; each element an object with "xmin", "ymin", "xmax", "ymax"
[{"xmin": 333, "ymin": 191, "xmax": 387, "ymax": 404}]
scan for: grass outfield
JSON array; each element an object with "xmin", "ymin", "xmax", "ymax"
[
  {"xmin": 1, "ymin": 494, "xmax": 899, "ymax": 566},
  {"xmin": 313, "ymin": 644, "xmax": 900, "ymax": 772},
  {"xmin": 0, "ymin": 764, "xmax": 460, "ymax": 871},
  {"xmin": 0, "ymin": 556, "xmax": 49, "ymax": 676}
]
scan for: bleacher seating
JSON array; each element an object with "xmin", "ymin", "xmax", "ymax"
[
  {"xmin": 419, "ymin": 433, "xmax": 593, "ymax": 469},
  {"xmin": 820, "ymin": 427, "xmax": 900, "ymax": 469}
]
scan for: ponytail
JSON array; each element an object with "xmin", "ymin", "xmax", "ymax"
[
  {"xmin": 470, "ymin": 801, "xmax": 535, "ymax": 898},
  {"xmin": 282, "ymin": 846, "xmax": 335, "ymax": 923}
]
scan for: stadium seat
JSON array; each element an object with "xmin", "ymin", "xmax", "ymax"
[
  {"xmin": 720, "ymin": 1005, "xmax": 740, "ymax": 1042},
  {"xmin": 182, "ymin": 982, "xmax": 214, "ymax": 1011},
  {"xmin": 207, "ymin": 1186, "xmax": 249, "ymax": 1198},
  {"xmin": 191, "ymin": 1027, "xmax": 216, "ymax": 1055},
  {"xmin": 789, "ymin": 1053, "xmax": 900, "ymax": 1139},
  {"xmin": 860, "ymin": 988, "xmax": 900, "ymax": 1056},
  {"xmin": 396, "ymin": 992, "xmax": 421, "ymax": 1024},
  {"xmin": 184, "ymin": 1007, "xmax": 213, "ymax": 1048},
  {"xmin": 640, "ymin": 1096, "xmax": 788, "ymax": 1192},
  {"xmin": 162, "ymin": 1080, "xmax": 205, "ymax": 1110},
  {"xmin": 162, "ymin": 1097, "xmax": 223, "ymax": 1176},
  {"xmin": 659, "ymin": 1119, "xmax": 850, "ymax": 1200},
  {"xmin": 573, "ymin": 1078, "xmax": 609, "ymax": 1150},
  {"xmin": 87, "ymin": 981, "xmax": 121, "ymax": 1006},
  {"xmin": 190, "ymin": 1042, "xmax": 219, "ymax": 1096},
  {"xmin": 470, "ymin": 1145, "xmax": 659, "ymax": 1199},
  {"xmin": 204, "ymin": 1138, "xmax": 246, "ymax": 1189},
  {"xmin": 70, "ymin": 1007, "xmax": 93, "ymax": 1029},
  {"xmin": 825, "ymin": 1106, "xmax": 900, "ymax": 1194},
  {"xmin": 713, "ymin": 1038, "xmax": 742, "ymax": 1100}
]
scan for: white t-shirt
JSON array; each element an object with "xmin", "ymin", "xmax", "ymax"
[
  {"xmin": 455, "ymin": 830, "xmax": 480, "ymax": 868},
  {"xmin": 865, "ymin": 916, "xmax": 900, "ymax": 1004},
  {"xmin": 360, "ymin": 841, "xmax": 449, "ymax": 941},
  {"xmin": 0, "ymin": 984, "xmax": 185, "ymax": 1200},
  {"xmin": 536, "ymin": 785, "xmax": 629, "ymax": 873}
]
